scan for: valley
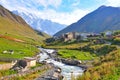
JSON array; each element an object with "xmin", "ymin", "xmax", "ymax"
[{"xmin": 0, "ymin": 2, "xmax": 120, "ymax": 80}]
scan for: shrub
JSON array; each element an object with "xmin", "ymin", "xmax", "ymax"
[{"xmin": 77, "ymin": 49, "xmax": 120, "ymax": 80}]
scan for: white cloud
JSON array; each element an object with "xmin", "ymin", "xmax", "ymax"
[
  {"xmin": 0, "ymin": 0, "xmax": 15, "ymax": 10},
  {"xmin": 36, "ymin": 0, "xmax": 62, "ymax": 8},
  {"xmin": 106, "ymin": 0, "xmax": 120, "ymax": 7},
  {"xmin": 51, "ymin": 9, "xmax": 89, "ymax": 25},
  {"xmin": 31, "ymin": 8, "xmax": 89, "ymax": 25},
  {"xmin": 36, "ymin": 26, "xmax": 42, "ymax": 31},
  {"xmin": 2, "ymin": 0, "xmax": 120, "ymax": 25},
  {"xmin": 97, "ymin": 0, "xmax": 120, "ymax": 7},
  {"xmin": 0, "ymin": 0, "xmax": 89, "ymax": 25},
  {"xmin": 32, "ymin": 0, "xmax": 120, "ymax": 25},
  {"xmin": 72, "ymin": 0, "xmax": 81, "ymax": 7}
]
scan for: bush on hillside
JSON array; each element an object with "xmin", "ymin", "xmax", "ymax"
[{"xmin": 77, "ymin": 50, "xmax": 120, "ymax": 80}]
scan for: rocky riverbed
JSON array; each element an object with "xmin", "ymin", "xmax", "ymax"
[
  {"xmin": 36, "ymin": 66, "xmax": 63, "ymax": 80},
  {"xmin": 38, "ymin": 48, "xmax": 85, "ymax": 80}
]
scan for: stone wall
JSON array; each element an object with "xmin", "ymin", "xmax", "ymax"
[
  {"xmin": 0, "ymin": 64, "xmax": 53, "ymax": 80},
  {"xmin": 0, "ymin": 57, "xmax": 19, "ymax": 62},
  {"xmin": 0, "ymin": 60, "xmax": 17, "ymax": 70},
  {"xmin": 0, "ymin": 63, "xmax": 13, "ymax": 70}
]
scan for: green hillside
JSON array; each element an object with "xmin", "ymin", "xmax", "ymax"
[
  {"xmin": 0, "ymin": 5, "xmax": 50, "ymax": 59},
  {"xmin": 0, "ymin": 16, "xmax": 46, "ymax": 42}
]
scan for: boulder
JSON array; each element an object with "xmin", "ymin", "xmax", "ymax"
[{"xmin": 61, "ymin": 59, "xmax": 81, "ymax": 66}]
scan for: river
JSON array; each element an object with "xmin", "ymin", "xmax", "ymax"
[{"xmin": 39, "ymin": 48, "xmax": 84, "ymax": 80}]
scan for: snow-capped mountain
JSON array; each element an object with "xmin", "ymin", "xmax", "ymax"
[{"xmin": 12, "ymin": 10, "xmax": 66, "ymax": 35}]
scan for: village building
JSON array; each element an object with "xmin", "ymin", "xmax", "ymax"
[
  {"xmin": 105, "ymin": 31, "xmax": 113, "ymax": 37},
  {"xmin": 54, "ymin": 32, "xmax": 102, "ymax": 42},
  {"xmin": 114, "ymin": 34, "xmax": 120, "ymax": 38},
  {"xmin": 79, "ymin": 33, "xmax": 101, "ymax": 40},
  {"xmin": 80, "ymin": 33, "xmax": 88, "ymax": 40},
  {"xmin": 62, "ymin": 32, "xmax": 80, "ymax": 41},
  {"xmin": 24, "ymin": 57, "xmax": 36, "ymax": 68}
]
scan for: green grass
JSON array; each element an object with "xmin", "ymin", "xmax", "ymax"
[
  {"xmin": 0, "ymin": 16, "xmax": 46, "ymax": 37},
  {"xmin": 0, "ymin": 38, "xmax": 39, "ymax": 59},
  {"xmin": 77, "ymin": 49, "xmax": 120, "ymax": 80},
  {"xmin": 58, "ymin": 49, "xmax": 96, "ymax": 60},
  {"xmin": 0, "ymin": 61, "xmax": 9, "ymax": 64},
  {"xmin": 31, "ymin": 63, "xmax": 43, "ymax": 69},
  {"xmin": 46, "ymin": 43, "xmax": 88, "ymax": 49},
  {"xmin": 0, "ymin": 16, "xmax": 50, "ymax": 59},
  {"xmin": 11, "ymin": 68, "xmax": 48, "ymax": 80},
  {"xmin": 0, "ymin": 16, "xmax": 50, "ymax": 45},
  {"xmin": 0, "ymin": 63, "xmax": 43, "ymax": 78},
  {"xmin": 0, "ymin": 69, "xmax": 17, "ymax": 77}
]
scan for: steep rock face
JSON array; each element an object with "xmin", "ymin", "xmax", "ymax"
[
  {"xmin": 12, "ymin": 10, "xmax": 66, "ymax": 35},
  {"xmin": 55, "ymin": 6, "xmax": 120, "ymax": 36}
]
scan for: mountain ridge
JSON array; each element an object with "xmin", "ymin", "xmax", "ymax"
[
  {"xmin": 0, "ymin": 5, "xmax": 50, "ymax": 44},
  {"xmin": 12, "ymin": 10, "xmax": 66, "ymax": 35},
  {"xmin": 0, "ymin": 5, "xmax": 28, "ymax": 26},
  {"xmin": 54, "ymin": 5, "xmax": 120, "ymax": 36}
]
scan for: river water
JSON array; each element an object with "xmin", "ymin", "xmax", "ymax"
[{"xmin": 39, "ymin": 48, "xmax": 84, "ymax": 80}]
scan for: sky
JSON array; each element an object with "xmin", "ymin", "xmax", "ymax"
[{"xmin": 0, "ymin": 0, "xmax": 120, "ymax": 25}]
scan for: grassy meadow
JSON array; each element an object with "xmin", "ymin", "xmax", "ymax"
[
  {"xmin": 0, "ymin": 16, "xmax": 50, "ymax": 59},
  {"xmin": 58, "ymin": 49, "xmax": 96, "ymax": 60},
  {"xmin": 0, "ymin": 38, "xmax": 39, "ymax": 59},
  {"xmin": 46, "ymin": 42, "xmax": 89, "ymax": 49},
  {"xmin": 77, "ymin": 49, "xmax": 120, "ymax": 80}
]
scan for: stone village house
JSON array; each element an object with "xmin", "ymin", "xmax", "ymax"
[
  {"xmin": 61, "ymin": 32, "xmax": 101, "ymax": 41},
  {"xmin": 54, "ymin": 32, "xmax": 102, "ymax": 42},
  {"xmin": 62, "ymin": 32, "xmax": 80, "ymax": 41},
  {"xmin": 24, "ymin": 57, "xmax": 36, "ymax": 68},
  {"xmin": 0, "ymin": 57, "xmax": 37, "ymax": 72},
  {"xmin": 10, "ymin": 57, "xmax": 37, "ymax": 72}
]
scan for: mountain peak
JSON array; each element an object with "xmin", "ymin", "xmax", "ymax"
[
  {"xmin": 98, "ymin": 5, "xmax": 115, "ymax": 10},
  {"xmin": 12, "ymin": 11, "xmax": 66, "ymax": 35},
  {"xmin": 55, "ymin": 6, "xmax": 120, "ymax": 36},
  {"xmin": 99, "ymin": 5, "xmax": 107, "ymax": 8},
  {"xmin": 98, "ymin": 5, "xmax": 120, "ymax": 10}
]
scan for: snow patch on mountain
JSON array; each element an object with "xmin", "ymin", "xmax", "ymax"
[{"xmin": 12, "ymin": 10, "xmax": 66, "ymax": 35}]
